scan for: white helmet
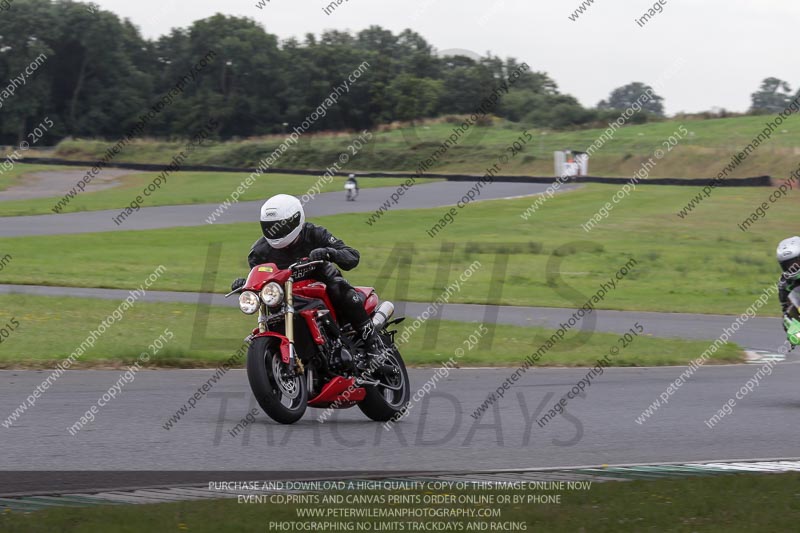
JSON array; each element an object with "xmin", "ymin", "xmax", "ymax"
[
  {"xmin": 260, "ymin": 194, "xmax": 305, "ymax": 249},
  {"xmin": 777, "ymin": 236, "xmax": 800, "ymax": 280}
]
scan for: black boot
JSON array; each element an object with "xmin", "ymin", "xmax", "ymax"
[
  {"xmin": 355, "ymin": 321, "xmax": 401, "ymax": 381},
  {"xmin": 355, "ymin": 320, "xmax": 386, "ymax": 370},
  {"xmin": 357, "ymin": 320, "xmax": 380, "ymax": 353}
]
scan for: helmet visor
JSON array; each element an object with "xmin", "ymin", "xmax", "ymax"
[
  {"xmin": 781, "ymin": 257, "xmax": 800, "ymax": 278},
  {"xmin": 261, "ymin": 212, "xmax": 302, "ymax": 240}
]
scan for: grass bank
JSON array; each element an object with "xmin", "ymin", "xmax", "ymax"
[{"xmin": 54, "ymin": 114, "xmax": 800, "ymax": 179}]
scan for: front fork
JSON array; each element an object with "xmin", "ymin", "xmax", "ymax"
[
  {"xmin": 285, "ymin": 278, "xmax": 304, "ymax": 374},
  {"xmin": 255, "ymin": 277, "xmax": 304, "ymax": 374}
]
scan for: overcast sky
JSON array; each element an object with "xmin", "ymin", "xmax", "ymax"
[{"xmin": 90, "ymin": 0, "xmax": 798, "ymax": 115}]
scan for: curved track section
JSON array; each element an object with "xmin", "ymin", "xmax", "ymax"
[{"xmin": 0, "ymin": 180, "xmax": 567, "ymax": 236}]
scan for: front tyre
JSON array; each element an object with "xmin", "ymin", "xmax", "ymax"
[
  {"xmin": 246, "ymin": 337, "xmax": 307, "ymax": 424},
  {"xmin": 358, "ymin": 339, "xmax": 410, "ymax": 422}
]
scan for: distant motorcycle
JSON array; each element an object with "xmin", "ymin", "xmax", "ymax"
[
  {"xmin": 345, "ymin": 176, "xmax": 359, "ymax": 201},
  {"xmin": 228, "ymin": 259, "xmax": 410, "ymax": 424}
]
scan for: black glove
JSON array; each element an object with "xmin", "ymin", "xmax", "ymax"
[
  {"xmin": 309, "ymin": 248, "xmax": 336, "ymax": 262},
  {"xmin": 231, "ymin": 278, "xmax": 246, "ymax": 291}
]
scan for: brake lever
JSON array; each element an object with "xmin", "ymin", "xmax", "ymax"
[{"xmin": 289, "ymin": 259, "xmax": 326, "ymax": 271}]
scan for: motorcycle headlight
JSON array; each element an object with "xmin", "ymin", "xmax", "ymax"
[
  {"xmin": 260, "ymin": 282, "xmax": 284, "ymax": 307},
  {"xmin": 238, "ymin": 291, "xmax": 260, "ymax": 315}
]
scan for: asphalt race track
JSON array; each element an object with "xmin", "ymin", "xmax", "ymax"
[
  {"xmin": 1, "ymin": 174, "xmax": 797, "ymax": 493},
  {"xmin": 2, "ymin": 365, "xmax": 799, "ymax": 485}
]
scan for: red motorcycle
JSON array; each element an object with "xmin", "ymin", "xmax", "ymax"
[{"xmin": 228, "ymin": 259, "xmax": 410, "ymax": 424}]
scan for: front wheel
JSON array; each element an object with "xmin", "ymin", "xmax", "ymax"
[
  {"xmin": 246, "ymin": 337, "xmax": 307, "ymax": 424},
  {"xmin": 358, "ymin": 339, "xmax": 410, "ymax": 422}
]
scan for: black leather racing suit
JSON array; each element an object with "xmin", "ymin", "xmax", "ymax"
[
  {"xmin": 779, "ymin": 274, "xmax": 800, "ymax": 329},
  {"xmin": 248, "ymin": 222, "xmax": 370, "ymax": 329}
]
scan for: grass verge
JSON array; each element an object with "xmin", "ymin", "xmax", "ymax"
[
  {"xmin": 0, "ymin": 295, "xmax": 741, "ymax": 368},
  {"xmin": 0, "ymin": 183, "xmax": 792, "ymax": 315},
  {"xmin": 1, "ymin": 473, "xmax": 798, "ymax": 532}
]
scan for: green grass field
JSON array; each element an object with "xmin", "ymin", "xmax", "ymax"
[
  {"xmin": 0, "ymin": 295, "xmax": 740, "ymax": 368},
  {"xmin": 2, "ymin": 474, "xmax": 798, "ymax": 532},
  {"xmin": 0, "ymin": 168, "xmax": 436, "ymax": 217},
  {"xmin": 0, "ymin": 184, "xmax": 790, "ymax": 315},
  {"xmin": 54, "ymin": 114, "xmax": 800, "ymax": 179}
]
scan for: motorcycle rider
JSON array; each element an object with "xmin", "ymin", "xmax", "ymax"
[
  {"xmin": 231, "ymin": 194, "xmax": 383, "ymax": 365},
  {"xmin": 777, "ymin": 236, "xmax": 800, "ymax": 345},
  {"xmin": 345, "ymin": 173, "xmax": 359, "ymax": 201}
]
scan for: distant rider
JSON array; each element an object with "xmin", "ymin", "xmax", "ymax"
[
  {"xmin": 777, "ymin": 236, "xmax": 800, "ymax": 346},
  {"xmin": 345, "ymin": 173, "xmax": 359, "ymax": 201},
  {"xmin": 230, "ymin": 194, "xmax": 382, "ymax": 365}
]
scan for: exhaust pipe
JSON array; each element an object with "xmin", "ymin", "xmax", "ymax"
[{"xmin": 371, "ymin": 301, "xmax": 395, "ymax": 329}]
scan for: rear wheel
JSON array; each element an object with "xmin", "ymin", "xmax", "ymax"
[
  {"xmin": 246, "ymin": 337, "xmax": 307, "ymax": 424},
  {"xmin": 358, "ymin": 338, "xmax": 410, "ymax": 422}
]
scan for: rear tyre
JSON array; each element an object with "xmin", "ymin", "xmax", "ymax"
[
  {"xmin": 246, "ymin": 337, "xmax": 307, "ymax": 424},
  {"xmin": 358, "ymin": 339, "xmax": 410, "ymax": 422}
]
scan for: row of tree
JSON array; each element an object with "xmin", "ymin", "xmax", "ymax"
[
  {"xmin": 0, "ymin": 0, "xmax": 677, "ymax": 144},
  {"xmin": 1, "ymin": 0, "xmax": 789, "ymax": 146}
]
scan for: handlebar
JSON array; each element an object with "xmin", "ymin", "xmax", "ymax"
[
  {"xmin": 288, "ymin": 259, "xmax": 326, "ymax": 271},
  {"xmin": 225, "ymin": 260, "xmax": 326, "ymax": 298}
]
